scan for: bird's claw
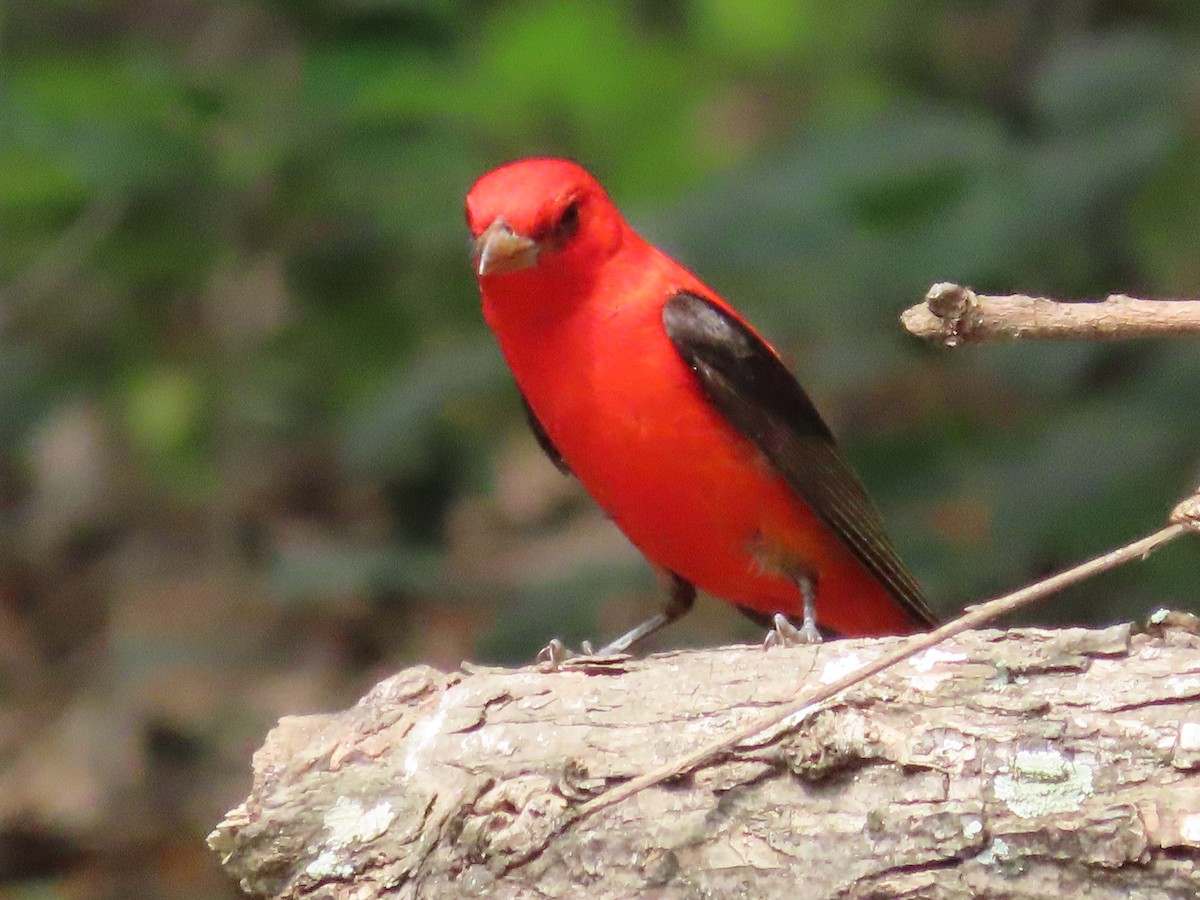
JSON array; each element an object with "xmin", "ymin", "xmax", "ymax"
[
  {"xmin": 763, "ymin": 612, "xmax": 823, "ymax": 649},
  {"xmin": 536, "ymin": 638, "xmax": 596, "ymax": 669},
  {"xmin": 536, "ymin": 639, "xmax": 572, "ymax": 668}
]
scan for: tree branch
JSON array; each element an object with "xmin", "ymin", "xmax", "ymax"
[
  {"xmin": 211, "ymin": 490, "xmax": 1200, "ymax": 897},
  {"xmin": 901, "ymin": 282, "xmax": 1200, "ymax": 346},
  {"xmin": 210, "ymin": 620, "xmax": 1200, "ymax": 898}
]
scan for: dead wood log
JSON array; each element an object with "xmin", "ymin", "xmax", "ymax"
[{"xmin": 210, "ymin": 623, "xmax": 1200, "ymax": 899}]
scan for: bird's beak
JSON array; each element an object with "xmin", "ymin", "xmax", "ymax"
[{"xmin": 474, "ymin": 218, "xmax": 539, "ymax": 277}]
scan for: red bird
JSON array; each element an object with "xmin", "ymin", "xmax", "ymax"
[{"xmin": 466, "ymin": 158, "xmax": 935, "ymax": 653}]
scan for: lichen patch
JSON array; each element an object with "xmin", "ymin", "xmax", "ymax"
[{"xmin": 994, "ymin": 748, "xmax": 1094, "ymax": 818}]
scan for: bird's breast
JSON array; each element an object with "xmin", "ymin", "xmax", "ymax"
[{"xmin": 487, "ymin": 277, "xmax": 832, "ymax": 602}]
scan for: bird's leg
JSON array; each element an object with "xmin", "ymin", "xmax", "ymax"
[
  {"xmin": 595, "ymin": 572, "xmax": 696, "ymax": 655},
  {"xmin": 764, "ymin": 574, "xmax": 823, "ymax": 648},
  {"xmin": 536, "ymin": 572, "xmax": 696, "ymax": 666}
]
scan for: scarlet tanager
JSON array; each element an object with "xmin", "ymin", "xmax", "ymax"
[{"xmin": 466, "ymin": 158, "xmax": 936, "ymax": 653}]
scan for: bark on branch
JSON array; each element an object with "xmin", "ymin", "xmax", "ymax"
[
  {"xmin": 901, "ymin": 282, "xmax": 1200, "ymax": 346},
  {"xmin": 210, "ymin": 623, "xmax": 1200, "ymax": 899}
]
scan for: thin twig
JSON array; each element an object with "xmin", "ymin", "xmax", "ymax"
[
  {"xmin": 503, "ymin": 487, "xmax": 1200, "ymax": 871},
  {"xmin": 0, "ymin": 195, "xmax": 128, "ymax": 328},
  {"xmin": 901, "ymin": 282, "xmax": 1200, "ymax": 346}
]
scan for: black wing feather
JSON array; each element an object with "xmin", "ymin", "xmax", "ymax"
[
  {"xmin": 521, "ymin": 393, "xmax": 571, "ymax": 476},
  {"xmin": 663, "ymin": 291, "xmax": 936, "ymax": 628}
]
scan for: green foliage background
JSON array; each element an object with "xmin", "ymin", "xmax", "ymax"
[{"xmin": 2, "ymin": 1, "xmax": 1199, "ymax": 895}]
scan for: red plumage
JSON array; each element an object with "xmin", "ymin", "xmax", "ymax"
[{"xmin": 467, "ymin": 158, "xmax": 933, "ymax": 642}]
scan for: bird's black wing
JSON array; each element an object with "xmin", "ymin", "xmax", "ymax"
[
  {"xmin": 662, "ymin": 291, "xmax": 936, "ymax": 628},
  {"xmin": 521, "ymin": 394, "xmax": 571, "ymax": 476}
]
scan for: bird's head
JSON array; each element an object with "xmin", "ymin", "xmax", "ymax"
[{"xmin": 465, "ymin": 158, "xmax": 626, "ymax": 281}]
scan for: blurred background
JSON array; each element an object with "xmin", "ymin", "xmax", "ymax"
[{"xmin": 3, "ymin": 0, "xmax": 1200, "ymax": 896}]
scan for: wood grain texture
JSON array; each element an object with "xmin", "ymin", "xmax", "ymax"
[{"xmin": 211, "ymin": 623, "xmax": 1200, "ymax": 899}]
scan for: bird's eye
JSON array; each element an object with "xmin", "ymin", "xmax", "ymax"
[
  {"xmin": 542, "ymin": 199, "xmax": 580, "ymax": 250},
  {"xmin": 557, "ymin": 200, "xmax": 580, "ymax": 237}
]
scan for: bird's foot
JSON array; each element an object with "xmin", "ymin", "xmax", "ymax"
[
  {"xmin": 536, "ymin": 638, "xmax": 595, "ymax": 669},
  {"xmin": 763, "ymin": 612, "xmax": 823, "ymax": 649}
]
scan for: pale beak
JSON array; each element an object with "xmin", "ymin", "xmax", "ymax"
[{"xmin": 474, "ymin": 217, "xmax": 539, "ymax": 277}]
